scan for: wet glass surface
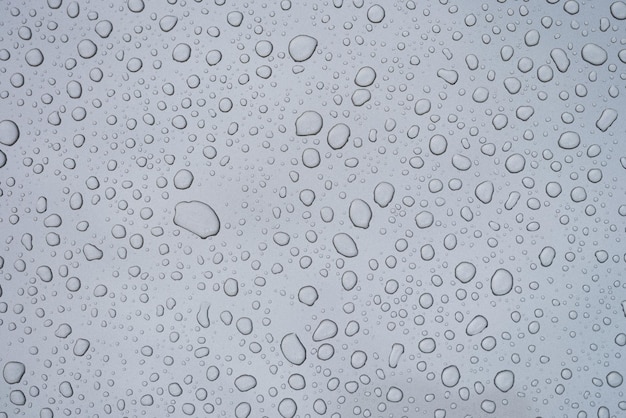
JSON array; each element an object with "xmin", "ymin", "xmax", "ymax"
[{"xmin": 1, "ymin": 1, "xmax": 626, "ymax": 417}]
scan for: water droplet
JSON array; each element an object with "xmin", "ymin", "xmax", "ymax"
[
  {"xmin": 327, "ymin": 123, "xmax": 351, "ymax": 149},
  {"xmin": 581, "ymin": 43, "xmax": 608, "ymax": 65},
  {"xmin": 25, "ymin": 48, "xmax": 44, "ymax": 66},
  {"xmin": 550, "ymin": 48, "xmax": 570, "ymax": 72},
  {"xmin": 475, "ymin": 181, "xmax": 494, "ymax": 203},
  {"xmin": 332, "ymin": 233, "xmax": 358, "ymax": 257},
  {"xmin": 298, "ymin": 286, "xmax": 319, "ymax": 306},
  {"xmin": 558, "ymin": 131, "xmax": 581, "ymax": 149},
  {"xmin": 606, "ymin": 371, "xmax": 623, "ymax": 388},
  {"xmin": 226, "ymin": 11, "xmax": 244, "ymax": 27},
  {"xmin": 596, "ymin": 108, "xmax": 618, "ymax": 132},
  {"xmin": 355, "ymin": 66, "xmax": 376, "ymax": 87},
  {"xmin": 3, "ymin": 362, "xmax": 26, "ymax": 384},
  {"xmin": 429, "ymin": 134, "xmax": 448, "ymax": 155},
  {"xmin": 418, "ymin": 338, "xmax": 436, "ymax": 353},
  {"xmin": 341, "ymin": 271, "xmax": 358, "ymax": 291},
  {"xmin": 173, "ymin": 201, "xmax": 220, "ymax": 238},
  {"xmin": 278, "ymin": 398, "xmax": 298, "ymax": 418},
  {"xmin": 295, "ymin": 111, "xmax": 323, "ymax": 136},
  {"xmin": 234, "ymin": 375, "xmax": 257, "ymax": 392},
  {"xmin": 127, "ymin": 0, "xmax": 145, "ymax": 13},
  {"xmin": 0, "ymin": 120, "xmax": 20, "ymax": 146},
  {"xmin": 386, "ymin": 386, "xmax": 403, "ymax": 402},
  {"xmin": 366, "ymin": 4, "xmax": 385, "ymax": 23},
  {"xmin": 313, "ymin": 319, "xmax": 338, "ymax": 342},
  {"xmin": 159, "ymin": 15, "xmax": 178, "ymax": 32},
  {"xmin": 494, "ymin": 370, "xmax": 515, "ymax": 392},
  {"xmin": 437, "ymin": 68, "xmax": 458, "ymax": 85},
  {"xmin": 490, "ymin": 269, "xmax": 514, "ymax": 296},
  {"xmin": 206, "ymin": 50, "xmax": 222, "ymax": 66},
  {"xmin": 611, "ymin": 1, "xmax": 626, "ymax": 18},
  {"xmin": 288, "ymin": 35, "xmax": 318, "ymax": 62},
  {"xmin": 441, "ymin": 365, "xmax": 461, "ymax": 387},
  {"xmin": 466, "ymin": 315, "xmax": 488, "ymax": 336},
  {"xmin": 83, "ymin": 244, "xmax": 103, "ymax": 261},
  {"xmin": 281, "ymin": 333, "xmax": 307, "ymax": 365},
  {"xmin": 172, "ymin": 43, "xmax": 192, "ymax": 62},
  {"xmin": 455, "ymin": 262, "xmax": 477, "ymax": 283},
  {"xmin": 77, "ymin": 39, "xmax": 98, "ymax": 59},
  {"xmin": 349, "ymin": 199, "xmax": 372, "ymax": 229}
]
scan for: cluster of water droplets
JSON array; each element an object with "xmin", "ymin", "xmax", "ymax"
[{"xmin": 1, "ymin": 0, "xmax": 625, "ymax": 417}]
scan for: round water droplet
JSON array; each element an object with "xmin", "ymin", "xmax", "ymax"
[
  {"xmin": 570, "ymin": 186, "xmax": 587, "ymax": 202},
  {"xmin": 295, "ymin": 111, "xmax": 323, "ymax": 136},
  {"xmin": 367, "ymin": 4, "xmax": 385, "ymax": 23},
  {"xmin": 3, "ymin": 362, "xmax": 26, "ymax": 384},
  {"xmin": 234, "ymin": 375, "xmax": 257, "ymax": 392},
  {"xmin": 173, "ymin": 200, "xmax": 220, "ymax": 239},
  {"xmin": 127, "ymin": 0, "xmax": 145, "ymax": 12},
  {"xmin": 288, "ymin": 35, "xmax": 318, "ymax": 62},
  {"xmin": 451, "ymin": 154, "xmax": 471, "ymax": 171},
  {"xmin": 95, "ymin": 20, "xmax": 113, "ymax": 38},
  {"xmin": 280, "ymin": 333, "xmax": 306, "ymax": 365},
  {"xmin": 77, "ymin": 39, "xmax": 98, "ymax": 59},
  {"xmin": 172, "ymin": 43, "xmax": 192, "ymax": 62},
  {"xmin": 254, "ymin": 40, "xmax": 273, "ymax": 58},
  {"xmin": 0, "ymin": 120, "xmax": 20, "ymax": 146},
  {"xmin": 558, "ymin": 131, "xmax": 580, "ymax": 150},
  {"xmin": 524, "ymin": 29, "xmax": 540, "ymax": 46},
  {"xmin": 386, "ymin": 386, "xmax": 403, "ymax": 402},
  {"xmin": 373, "ymin": 182, "xmax": 395, "ymax": 207},
  {"xmin": 342, "ymin": 271, "xmax": 358, "ymax": 291},
  {"xmin": 472, "ymin": 87, "xmax": 489, "ymax": 103},
  {"xmin": 25, "ymin": 48, "xmax": 44, "ymax": 66},
  {"xmin": 355, "ymin": 66, "xmax": 376, "ymax": 87},
  {"xmin": 349, "ymin": 199, "xmax": 372, "ymax": 229},
  {"xmin": 611, "ymin": 1, "xmax": 626, "ymax": 19},
  {"xmin": 302, "ymin": 148, "xmax": 321, "ymax": 168},
  {"xmin": 350, "ymin": 350, "xmax": 367, "ymax": 369},
  {"xmin": 505, "ymin": 153, "xmax": 526, "ymax": 173},
  {"xmin": 313, "ymin": 319, "xmax": 338, "ymax": 341},
  {"xmin": 351, "ymin": 89, "xmax": 371, "ymax": 106},
  {"xmin": 332, "ymin": 233, "xmax": 358, "ymax": 257},
  {"xmin": 414, "ymin": 99, "xmax": 431, "ymax": 115},
  {"xmin": 429, "ymin": 135, "xmax": 448, "ymax": 155},
  {"xmin": 494, "ymin": 370, "xmax": 515, "ymax": 392},
  {"xmin": 327, "ymin": 123, "xmax": 350, "ymax": 149},
  {"xmin": 441, "ymin": 365, "xmax": 461, "ymax": 387},
  {"xmin": 455, "ymin": 262, "xmax": 476, "ymax": 283},
  {"xmin": 83, "ymin": 244, "xmax": 103, "ymax": 261},
  {"xmin": 475, "ymin": 181, "xmax": 494, "ymax": 204},
  {"xmin": 223, "ymin": 278, "xmax": 239, "ymax": 297},
  {"xmin": 227, "ymin": 11, "xmax": 244, "ymax": 27},
  {"xmin": 490, "ymin": 269, "xmax": 513, "ymax": 296},
  {"xmin": 466, "ymin": 315, "xmax": 488, "ymax": 336},
  {"xmin": 173, "ymin": 169, "xmax": 194, "ymax": 189},
  {"xmin": 539, "ymin": 246, "xmax": 556, "ymax": 267},
  {"xmin": 206, "ymin": 50, "xmax": 222, "ymax": 66},
  {"xmin": 606, "ymin": 371, "xmax": 623, "ymax": 388},
  {"xmin": 159, "ymin": 15, "xmax": 178, "ymax": 32},
  {"xmin": 73, "ymin": 338, "xmax": 91, "ymax": 356},
  {"xmin": 581, "ymin": 43, "xmax": 608, "ymax": 65},
  {"xmin": 415, "ymin": 211, "xmax": 434, "ymax": 229},
  {"xmin": 596, "ymin": 108, "xmax": 618, "ymax": 132},
  {"xmin": 298, "ymin": 286, "xmax": 318, "ymax": 306},
  {"xmin": 437, "ymin": 68, "xmax": 458, "ymax": 85},
  {"xmin": 278, "ymin": 398, "xmax": 297, "ymax": 418},
  {"xmin": 418, "ymin": 338, "xmax": 436, "ymax": 353}
]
